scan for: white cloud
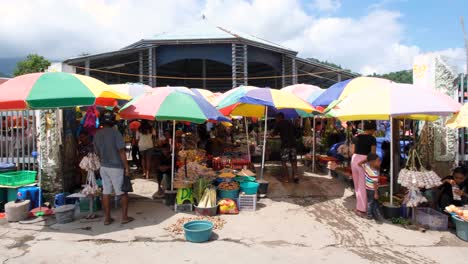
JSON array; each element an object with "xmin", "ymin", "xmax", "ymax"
[
  {"xmin": 310, "ymin": 0, "xmax": 342, "ymax": 13},
  {"xmin": 0, "ymin": 0, "xmax": 464, "ymax": 75}
]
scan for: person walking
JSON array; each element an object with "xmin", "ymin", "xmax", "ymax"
[
  {"xmin": 271, "ymin": 113, "xmax": 299, "ymax": 183},
  {"xmin": 94, "ymin": 110, "xmax": 133, "ymax": 225},
  {"xmin": 136, "ymin": 120, "xmax": 154, "ymax": 179},
  {"xmin": 351, "ymin": 121, "xmax": 377, "ymax": 217}
]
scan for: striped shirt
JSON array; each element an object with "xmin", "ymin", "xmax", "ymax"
[{"xmin": 363, "ymin": 163, "xmax": 379, "ymax": 190}]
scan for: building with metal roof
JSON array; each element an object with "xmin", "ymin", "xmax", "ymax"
[{"xmin": 64, "ymin": 19, "xmax": 357, "ymax": 91}]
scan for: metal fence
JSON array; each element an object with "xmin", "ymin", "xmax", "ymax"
[{"xmin": 0, "ymin": 111, "xmax": 37, "ymax": 170}]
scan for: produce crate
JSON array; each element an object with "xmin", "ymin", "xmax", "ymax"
[
  {"xmin": 174, "ymin": 203, "xmax": 193, "ymax": 213},
  {"xmin": 238, "ymin": 194, "xmax": 257, "ymax": 211},
  {"xmin": 0, "ymin": 171, "xmax": 37, "ymax": 186},
  {"xmin": 416, "ymin": 207, "xmax": 448, "ymax": 231}
]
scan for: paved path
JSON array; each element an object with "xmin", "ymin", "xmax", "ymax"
[{"xmin": 0, "ymin": 167, "xmax": 467, "ymax": 264}]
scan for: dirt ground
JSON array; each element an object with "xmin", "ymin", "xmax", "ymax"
[{"xmin": 0, "ymin": 164, "xmax": 467, "ymax": 264}]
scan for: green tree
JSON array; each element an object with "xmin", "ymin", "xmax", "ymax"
[
  {"xmin": 371, "ymin": 70, "xmax": 413, "ymax": 84},
  {"xmin": 14, "ymin": 54, "xmax": 51, "ymax": 76}
]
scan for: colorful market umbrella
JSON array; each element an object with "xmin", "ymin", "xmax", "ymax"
[
  {"xmin": 192, "ymin": 88, "xmax": 222, "ymax": 106},
  {"xmin": 446, "ymin": 103, "xmax": 468, "ymax": 128},
  {"xmin": 110, "ymin": 83, "xmax": 153, "ymax": 98},
  {"xmin": 281, "ymin": 84, "xmax": 325, "ymax": 105},
  {"xmin": 312, "ymin": 77, "xmax": 392, "ymax": 107},
  {"xmin": 331, "ymin": 82, "xmax": 460, "ymax": 206},
  {"xmin": 216, "ymin": 86, "xmax": 315, "ymax": 179},
  {"xmin": 216, "ymin": 86, "xmax": 315, "ymax": 117},
  {"xmin": 0, "ymin": 72, "xmax": 131, "ymax": 110},
  {"xmin": 331, "ymin": 83, "xmax": 461, "ymax": 121},
  {"xmin": 120, "ymin": 87, "xmax": 228, "ymax": 123},
  {"xmin": 119, "ymin": 87, "xmax": 228, "ymax": 192}
]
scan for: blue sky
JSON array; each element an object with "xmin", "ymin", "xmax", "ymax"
[
  {"xmin": 326, "ymin": 0, "xmax": 467, "ymax": 51},
  {"xmin": 0, "ymin": 0, "xmax": 466, "ymax": 74}
]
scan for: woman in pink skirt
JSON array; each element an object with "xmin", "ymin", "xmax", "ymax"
[{"xmin": 351, "ymin": 121, "xmax": 377, "ymax": 217}]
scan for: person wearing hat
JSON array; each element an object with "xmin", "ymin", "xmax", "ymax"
[{"xmin": 94, "ymin": 110, "xmax": 133, "ymax": 225}]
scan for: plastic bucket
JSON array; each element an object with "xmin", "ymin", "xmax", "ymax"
[
  {"xmin": 183, "ymin": 220, "xmax": 214, "ymax": 243},
  {"xmin": 234, "ymin": 176, "xmax": 256, "ymax": 183},
  {"xmin": 164, "ymin": 191, "xmax": 177, "ymax": 206},
  {"xmin": 382, "ymin": 203, "xmax": 401, "ymax": 219},
  {"xmin": 240, "ymin": 181, "xmax": 259, "ymax": 195},
  {"xmin": 257, "ymin": 180, "xmax": 269, "ymax": 197},
  {"xmin": 452, "ymin": 216, "xmax": 468, "ymax": 242},
  {"xmin": 217, "ymin": 188, "xmax": 239, "ymax": 199},
  {"xmin": 55, "ymin": 204, "xmax": 75, "ymax": 224}
]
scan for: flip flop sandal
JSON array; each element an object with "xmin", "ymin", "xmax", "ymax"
[
  {"xmin": 121, "ymin": 217, "xmax": 134, "ymax": 225},
  {"xmin": 104, "ymin": 218, "xmax": 114, "ymax": 225}
]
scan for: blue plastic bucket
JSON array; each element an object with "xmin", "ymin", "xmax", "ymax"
[
  {"xmin": 183, "ymin": 220, "xmax": 214, "ymax": 243},
  {"xmin": 452, "ymin": 215, "xmax": 468, "ymax": 242},
  {"xmin": 240, "ymin": 181, "xmax": 259, "ymax": 195},
  {"xmin": 217, "ymin": 188, "xmax": 240, "ymax": 199}
]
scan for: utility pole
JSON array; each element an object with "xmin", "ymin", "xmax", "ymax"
[{"xmin": 461, "ymin": 16, "xmax": 468, "ymax": 73}]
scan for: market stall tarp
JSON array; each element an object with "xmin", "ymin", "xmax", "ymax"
[
  {"xmin": 119, "ymin": 87, "xmax": 229, "ymax": 123},
  {"xmin": 0, "ymin": 72, "xmax": 131, "ymax": 110},
  {"xmin": 331, "ymin": 83, "xmax": 460, "ymax": 121},
  {"xmin": 312, "ymin": 77, "xmax": 392, "ymax": 107}
]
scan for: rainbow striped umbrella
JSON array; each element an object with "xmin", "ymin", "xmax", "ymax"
[
  {"xmin": 191, "ymin": 88, "xmax": 222, "ymax": 106},
  {"xmin": 312, "ymin": 77, "xmax": 392, "ymax": 107},
  {"xmin": 0, "ymin": 72, "xmax": 131, "ymax": 110},
  {"xmin": 281, "ymin": 84, "xmax": 325, "ymax": 105},
  {"xmin": 110, "ymin": 83, "xmax": 153, "ymax": 98},
  {"xmin": 119, "ymin": 87, "xmax": 228, "ymax": 123},
  {"xmin": 216, "ymin": 86, "xmax": 314, "ymax": 117},
  {"xmin": 119, "ymin": 86, "xmax": 228, "ymax": 191}
]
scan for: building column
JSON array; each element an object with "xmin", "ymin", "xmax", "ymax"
[
  {"xmin": 202, "ymin": 59, "xmax": 206, "ymax": 89},
  {"xmin": 84, "ymin": 59, "xmax": 90, "ymax": 76},
  {"xmin": 148, "ymin": 48, "xmax": 153, "ymax": 87},
  {"xmin": 337, "ymin": 73, "xmax": 342, "ymax": 82},
  {"xmin": 139, "ymin": 51, "xmax": 143, "ymax": 83},
  {"xmin": 232, "ymin": 43, "xmax": 248, "ymax": 88},
  {"xmin": 292, "ymin": 58, "xmax": 298, "ymax": 85}
]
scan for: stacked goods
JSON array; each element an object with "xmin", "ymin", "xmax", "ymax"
[
  {"xmin": 197, "ymin": 186, "xmax": 217, "ymax": 208},
  {"xmin": 218, "ymin": 199, "xmax": 239, "ymax": 214},
  {"xmin": 178, "ymin": 149, "xmax": 206, "ymax": 163},
  {"xmin": 193, "ymin": 178, "xmax": 210, "ymax": 204},
  {"xmin": 398, "ymin": 149, "xmax": 441, "ymax": 189},
  {"xmin": 175, "ymin": 162, "xmax": 216, "ymax": 182},
  {"xmin": 218, "ymin": 171, "xmax": 235, "ymax": 179}
]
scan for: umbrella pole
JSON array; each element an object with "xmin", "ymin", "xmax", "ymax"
[
  {"xmin": 312, "ymin": 116, "xmax": 316, "ymax": 173},
  {"xmin": 260, "ymin": 107, "xmax": 268, "ymax": 180},
  {"xmin": 390, "ymin": 117, "xmax": 394, "ymax": 205},
  {"xmin": 244, "ymin": 117, "xmax": 251, "ymax": 162},
  {"xmin": 171, "ymin": 120, "xmax": 176, "ymax": 191}
]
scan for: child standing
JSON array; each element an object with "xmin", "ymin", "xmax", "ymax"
[{"xmin": 360, "ymin": 153, "xmax": 382, "ymax": 221}]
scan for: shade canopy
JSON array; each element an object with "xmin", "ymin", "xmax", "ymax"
[
  {"xmin": 281, "ymin": 84, "xmax": 325, "ymax": 104},
  {"xmin": 216, "ymin": 86, "xmax": 315, "ymax": 117},
  {"xmin": 119, "ymin": 86, "xmax": 229, "ymax": 123},
  {"xmin": 0, "ymin": 72, "xmax": 131, "ymax": 110},
  {"xmin": 109, "ymin": 83, "xmax": 153, "ymax": 98},
  {"xmin": 312, "ymin": 77, "xmax": 392, "ymax": 107},
  {"xmin": 191, "ymin": 88, "xmax": 222, "ymax": 106},
  {"xmin": 331, "ymin": 83, "xmax": 461, "ymax": 121}
]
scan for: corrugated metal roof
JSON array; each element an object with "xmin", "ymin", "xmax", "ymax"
[{"xmin": 144, "ymin": 19, "xmax": 294, "ymax": 53}]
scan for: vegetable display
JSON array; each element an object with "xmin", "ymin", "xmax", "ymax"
[
  {"xmin": 197, "ymin": 186, "xmax": 217, "ymax": 208},
  {"xmin": 218, "ymin": 181, "xmax": 239, "ymax": 191}
]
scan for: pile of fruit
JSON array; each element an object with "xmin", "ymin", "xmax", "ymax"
[
  {"xmin": 218, "ymin": 181, "xmax": 239, "ymax": 191},
  {"xmin": 445, "ymin": 205, "xmax": 468, "ymax": 221}
]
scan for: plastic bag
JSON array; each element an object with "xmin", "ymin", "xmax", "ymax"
[{"xmin": 218, "ymin": 198, "xmax": 239, "ymax": 214}]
